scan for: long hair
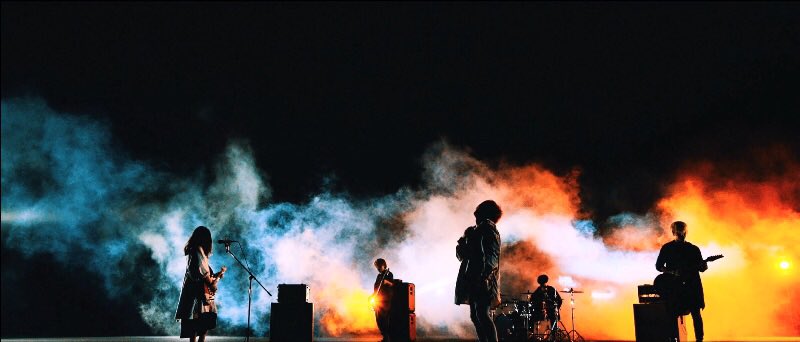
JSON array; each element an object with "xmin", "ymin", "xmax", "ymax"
[{"xmin": 184, "ymin": 226, "xmax": 212, "ymax": 256}]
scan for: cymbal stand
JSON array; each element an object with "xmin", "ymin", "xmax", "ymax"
[{"xmin": 565, "ymin": 290, "xmax": 584, "ymax": 342}]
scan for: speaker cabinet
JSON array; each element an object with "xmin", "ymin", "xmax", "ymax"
[
  {"xmin": 633, "ymin": 303, "xmax": 686, "ymax": 341},
  {"xmin": 391, "ymin": 282, "xmax": 415, "ymax": 313},
  {"xmin": 270, "ymin": 302, "xmax": 313, "ymax": 342},
  {"xmin": 389, "ymin": 312, "xmax": 416, "ymax": 342},
  {"xmin": 388, "ymin": 282, "xmax": 416, "ymax": 341}
]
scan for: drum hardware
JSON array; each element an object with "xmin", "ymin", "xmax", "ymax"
[
  {"xmin": 560, "ymin": 288, "xmax": 585, "ymax": 342},
  {"xmin": 494, "ymin": 286, "xmax": 585, "ymax": 341},
  {"xmin": 558, "ymin": 288, "xmax": 584, "ymax": 294},
  {"xmin": 495, "ymin": 297, "xmax": 533, "ymax": 341},
  {"xmin": 522, "ymin": 286, "xmax": 571, "ymax": 342},
  {"xmin": 527, "ymin": 301, "xmax": 570, "ymax": 342}
]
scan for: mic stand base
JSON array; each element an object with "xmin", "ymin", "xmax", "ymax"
[{"xmin": 223, "ymin": 243, "xmax": 272, "ymax": 342}]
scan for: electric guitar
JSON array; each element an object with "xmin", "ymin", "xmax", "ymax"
[
  {"xmin": 204, "ymin": 266, "xmax": 227, "ymax": 300},
  {"xmin": 369, "ymin": 268, "xmax": 390, "ymax": 311},
  {"xmin": 654, "ymin": 254, "xmax": 723, "ymax": 315}
]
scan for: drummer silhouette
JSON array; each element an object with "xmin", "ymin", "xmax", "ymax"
[{"xmin": 529, "ymin": 274, "xmax": 562, "ymax": 326}]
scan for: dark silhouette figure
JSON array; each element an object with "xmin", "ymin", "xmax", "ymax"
[
  {"xmin": 373, "ymin": 258, "xmax": 394, "ymax": 342},
  {"xmin": 529, "ymin": 274, "xmax": 563, "ymax": 326},
  {"xmin": 655, "ymin": 221, "xmax": 707, "ymax": 342},
  {"xmin": 456, "ymin": 200, "xmax": 502, "ymax": 342},
  {"xmin": 175, "ymin": 226, "xmax": 220, "ymax": 342}
]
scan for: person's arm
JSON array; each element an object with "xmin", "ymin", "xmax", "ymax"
[
  {"xmin": 197, "ymin": 247, "xmax": 215, "ymax": 289},
  {"xmin": 382, "ymin": 272, "xmax": 394, "ymax": 286},
  {"xmin": 655, "ymin": 245, "xmax": 667, "ymax": 272},
  {"xmin": 456, "ymin": 236, "xmax": 467, "ymax": 261},
  {"xmin": 481, "ymin": 228, "xmax": 500, "ymax": 281},
  {"xmin": 456, "ymin": 227, "xmax": 472, "ymax": 261},
  {"xmin": 695, "ymin": 246, "xmax": 708, "ymax": 272}
]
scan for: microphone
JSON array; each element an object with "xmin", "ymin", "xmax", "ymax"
[{"xmin": 217, "ymin": 239, "xmax": 238, "ymax": 244}]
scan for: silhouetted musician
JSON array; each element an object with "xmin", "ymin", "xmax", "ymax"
[
  {"xmin": 530, "ymin": 274, "xmax": 562, "ymax": 325},
  {"xmin": 655, "ymin": 221, "xmax": 707, "ymax": 342}
]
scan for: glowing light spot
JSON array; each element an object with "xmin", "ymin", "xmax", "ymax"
[{"xmin": 779, "ymin": 260, "xmax": 791, "ymax": 270}]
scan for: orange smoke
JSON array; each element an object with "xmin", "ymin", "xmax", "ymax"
[
  {"xmin": 654, "ymin": 166, "xmax": 800, "ymax": 339},
  {"xmin": 305, "ymin": 147, "xmax": 798, "ymax": 340},
  {"xmin": 496, "ymin": 164, "xmax": 582, "ymax": 217},
  {"xmin": 492, "ymin": 158, "xmax": 799, "ymax": 340},
  {"xmin": 317, "ymin": 284, "xmax": 378, "ymax": 336}
]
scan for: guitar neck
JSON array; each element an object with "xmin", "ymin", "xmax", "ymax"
[{"xmin": 704, "ymin": 254, "xmax": 724, "ymax": 263}]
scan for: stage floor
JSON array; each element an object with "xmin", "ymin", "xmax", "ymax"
[{"xmin": 2, "ymin": 337, "xmax": 800, "ymax": 342}]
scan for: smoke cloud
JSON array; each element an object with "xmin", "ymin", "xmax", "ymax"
[{"xmin": 2, "ymin": 98, "xmax": 797, "ymax": 339}]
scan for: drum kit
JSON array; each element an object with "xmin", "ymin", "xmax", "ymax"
[{"xmin": 493, "ymin": 288, "xmax": 585, "ymax": 342}]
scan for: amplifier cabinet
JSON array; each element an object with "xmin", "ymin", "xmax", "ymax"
[
  {"xmin": 633, "ymin": 303, "xmax": 686, "ymax": 341},
  {"xmin": 389, "ymin": 312, "xmax": 416, "ymax": 342},
  {"xmin": 278, "ymin": 284, "xmax": 310, "ymax": 303},
  {"xmin": 270, "ymin": 302, "xmax": 313, "ymax": 342},
  {"xmin": 391, "ymin": 282, "xmax": 415, "ymax": 313}
]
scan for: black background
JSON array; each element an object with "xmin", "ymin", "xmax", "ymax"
[{"xmin": 2, "ymin": 2, "xmax": 799, "ymax": 336}]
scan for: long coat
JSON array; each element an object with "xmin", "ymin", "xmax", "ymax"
[
  {"xmin": 455, "ymin": 227, "xmax": 474, "ymax": 305},
  {"xmin": 175, "ymin": 246, "xmax": 217, "ymax": 320},
  {"xmin": 455, "ymin": 220, "xmax": 501, "ymax": 306}
]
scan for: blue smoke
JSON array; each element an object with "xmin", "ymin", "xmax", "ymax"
[
  {"xmin": 572, "ymin": 219, "xmax": 597, "ymax": 235},
  {"xmin": 606, "ymin": 212, "xmax": 659, "ymax": 230},
  {"xmin": 1, "ymin": 98, "xmax": 410, "ymax": 335}
]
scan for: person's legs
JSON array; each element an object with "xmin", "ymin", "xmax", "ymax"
[
  {"xmin": 470, "ymin": 301, "xmax": 487, "ymax": 342},
  {"xmin": 475, "ymin": 298, "xmax": 498, "ymax": 342},
  {"xmin": 181, "ymin": 319, "xmax": 197, "ymax": 342},
  {"xmin": 196, "ymin": 328, "xmax": 208, "ymax": 342},
  {"xmin": 691, "ymin": 308, "xmax": 704, "ymax": 341},
  {"xmin": 375, "ymin": 308, "xmax": 391, "ymax": 341}
]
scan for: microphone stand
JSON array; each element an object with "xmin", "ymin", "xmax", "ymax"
[{"xmin": 223, "ymin": 243, "xmax": 272, "ymax": 342}]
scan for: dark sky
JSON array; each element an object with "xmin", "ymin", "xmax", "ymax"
[
  {"xmin": 3, "ymin": 3, "xmax": 799, "ymax": 218},
  {"xmin": 2, "ymin": 3, "xmax": 799, "ymax": 336}
]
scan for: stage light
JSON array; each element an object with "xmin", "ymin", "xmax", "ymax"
[{"xmin": 779, "ymin": 260, "xmax": 791, "ymax": 270}]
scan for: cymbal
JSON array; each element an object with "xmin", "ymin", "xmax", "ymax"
[{"xmin": 559, "ymin": 289, "xmax": 584, "ymax": 293}]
